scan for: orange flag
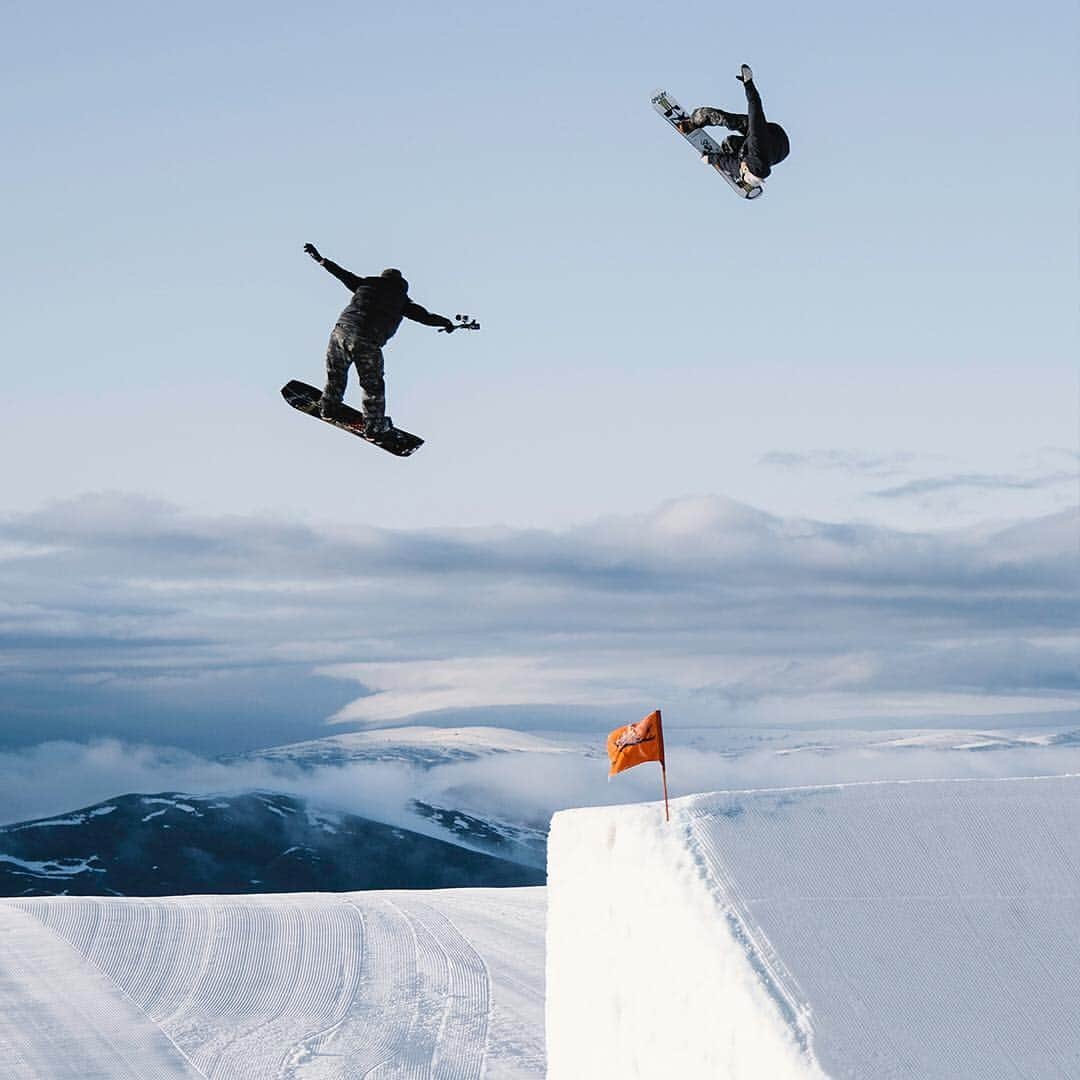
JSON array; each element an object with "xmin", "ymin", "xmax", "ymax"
[
  {"xmin": 607, "ymin": 709, "xmax": 665, "ymax": 776},
  {"xmin": 607, "ymin": 710, "xmax": 670, "ymax": 820}
]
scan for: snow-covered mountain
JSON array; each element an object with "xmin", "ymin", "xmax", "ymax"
[
  {"xmin": 0, "ymin": 791, "xmax": 543, "ymax": 897},
  {"xmin": 227, "ymin": 725, "xmax": 580, "ymax": 770},
  {"xmin": 225, "ymin": 725, "xmax": 571, "ymax": 869},
  {"xmin": 409, "ymin": 800, "xmax": 548, "ymax": 869},
  {"xmin": 0, "ymin": 727, "xmax": 579, "ymax": 897}
]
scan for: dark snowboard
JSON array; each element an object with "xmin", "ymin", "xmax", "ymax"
[{"xmin": 281, "ymin": 380, "xmax": 424, "ymax": 457}]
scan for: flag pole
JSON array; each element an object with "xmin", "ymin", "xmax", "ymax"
[{"xmin": 656, "ymin": 708, "xmax": 669, "ymax": 822}]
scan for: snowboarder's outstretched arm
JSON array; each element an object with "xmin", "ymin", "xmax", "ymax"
[
  {"xmin": 403, "ymin": 301, "xmax": 457, "ymax": 333},
  {"xmin": 737, "ymin": 66, "xmax": 767, "ymax": 143},
  {"xmin": 303, "ymin": 243, "xmax": 363, "ymax": 292}
]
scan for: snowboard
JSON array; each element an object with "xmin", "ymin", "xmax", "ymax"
[
  {"xmin": 280, "ymin": 380, "xmax": 424, "ymax": 457},
  {"xmin": 651, "ymin": 89, "xmax": 764, "ymax": 200}
]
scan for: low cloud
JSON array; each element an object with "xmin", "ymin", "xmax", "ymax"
[
  {"xmin": 2, "ymin": 730, "xmax": 1080, "ymax": 838},
  {"xmin": 871, "ymin": 471, "xmax": 1076, "ymax": 500},
  {"xmin": 758, "ymin": 450, "xmax": 919, "ymax": 476},
  {"xmin": 1, "ymin": 492, "xmax": 1077, "ymax": 754},
  {"xmin": 0, "ymin": 739, "xmax": 422, "ymax": 829},
  {"xmin": 759, "ymin": 449, "xmax": 1077, "ymax": 518}
]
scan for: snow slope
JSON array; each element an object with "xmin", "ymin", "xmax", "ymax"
[
  {"xmin": 2, "ymin": 887, "xmax": 545, "ymax": 1079},
  {"xmin": 547, "ymin": 802, "xmax": 823, "ymax": 1080},
  {"xmin": 7, "ymin": 773, "xmax": 1079, "ymax": 1078},
  {"xmin": 547, "ymin": 774, "xmax": 1080, "ymax": 1079},
  {"xmin": 0, "ymin": 902, "xmax": 201, "ymax": 1078}
]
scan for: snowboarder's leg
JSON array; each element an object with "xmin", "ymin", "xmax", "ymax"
[
  {"xmin": 320, "ymin": 328, "xmax": 351, "ymax": 418},
  {"xmin": 350, "ymin": 341, "xmax": 390, "ymax": 435},
  {"xmin": 678, "ymin": 107, "xmax": 747, "ymax": 135},
  {"xmin": 701, "ymin": 142, "xmax": 743, "ymax": 180},
  {"xmin": 713, "ymin": 110, "xmax": 749, "ymax": 136},
  {"xmin": 691, "ymin": 107, "xmax": 746, "ymax": 132}
]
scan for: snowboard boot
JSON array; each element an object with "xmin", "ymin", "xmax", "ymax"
[
  {"xmin": 363, "ymin": 415, "xmax": 393, "ymax": 437},
  {"xmin": 319, "ymin": 399, "xmax": 348, "ymax": 421},
  {"xmin": 736, "ymin": 63, "xmax": 753, "ymax": 84}
]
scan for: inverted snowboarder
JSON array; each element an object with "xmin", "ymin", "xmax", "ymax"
[
  {"xmin": 675, "ymin": 64, "xmax": 790, "ymax": 191},
  {"xmin": 294, "ymin": 243, "xmax": 476, "ymax": 447}
]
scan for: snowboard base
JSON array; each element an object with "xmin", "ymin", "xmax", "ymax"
[
  {"xmin": 281, "ymin": 380, "xmax": 424, "ymax": 457},
  {"xmin": 651, "ymin": 89, "xmax": 764, "ymax": 200}
]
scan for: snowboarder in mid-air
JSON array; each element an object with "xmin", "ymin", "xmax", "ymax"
[
  {"xmin": 676, "ymin": 64, "xmax": 789, "ymax": 190},
  {"xmin": 302, "ymin": 242, "xmax": 473, "ymax": 436}
]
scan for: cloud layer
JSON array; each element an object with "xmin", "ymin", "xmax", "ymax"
[
  {"xmin": 1, "ymin": 492, "xmax": 1077, "ymax": 753},
  {"xmin": 2, "ymin": 728, "xmax": 1080, "ymax": 837}
]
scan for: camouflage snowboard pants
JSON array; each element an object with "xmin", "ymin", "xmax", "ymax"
[
  {"xmin": 688, "ymin": 107, "xmax": 750, "ymax": 136},
  {"xmin": 321, "ymin": 326, "xmax": 388, "ymax": 432},
  {"xmin": 688, "ymin": 107, "xmax": 748, "ymax": 162}
]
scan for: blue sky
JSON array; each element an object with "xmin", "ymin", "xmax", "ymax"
[
  {"xmin": 1, "ymin": 0, "xmax": 1077, "ymax": 768},
  {"xmin": 3, "ymin": 0, "xmax": 1075, "ymax": 532}
]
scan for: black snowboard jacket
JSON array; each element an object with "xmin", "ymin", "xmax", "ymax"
[
  {"xmin": 740, "ymin": 79, "xmax": 790, "ymax": 180},
  {"xmin": 321, "ymin": 261, "xmax": 452, "ymax": 347}
]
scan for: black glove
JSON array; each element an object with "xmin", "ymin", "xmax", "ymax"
[
  {"xmin": 736, "ymin": 64, "xmax": 753, "ymax": 83},
  {"xmin": 438, "ymin": 322, "xmax": 457, "ymax": 334},
  {"xmin": 303, "ymin": 242, "xmax": 322, "ymax": 262}
]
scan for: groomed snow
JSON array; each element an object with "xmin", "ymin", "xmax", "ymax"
[
  {"xmin": 0, "ymin": 903, "xmax": 201, "ymax": 1077},
  {"xmin": 7, "ymin": 773, "xmax": 1079, "ymax": 1078},
  {"xmin": 2, "ymin": 887, "xmax": 545, "ymax": 1079},
  {"xmin": 547, "ymin": 774, "xmax": 1080, "ymax": 1080},
  {"xmin": 547, "ymin": 802, "xmax": 824, "ymax": 1080}
]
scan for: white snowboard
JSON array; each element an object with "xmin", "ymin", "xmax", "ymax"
[{"xmin": 651, "ymin": 89, "xmax": 764, "ymax": 200}]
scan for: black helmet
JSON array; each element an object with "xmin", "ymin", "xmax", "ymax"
[
  {"xmin": 381, "ymin": 267, "xmax": 408, "ymax": 291},
  {"xmin": 765, "ymin": 122, "xmax": 790, "ymax": 165}
]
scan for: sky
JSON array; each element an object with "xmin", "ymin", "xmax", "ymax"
[
  {"xmin": 1, "ymin": 0, "xmax": 1077, "ymax": 787},
  {"xmin": 3, "ymin": 0, "xmax": 1076, "ymax": 532},
  {"xmin": 1, "ymin": 491, "xmax": 1076, "ymax": 755}
]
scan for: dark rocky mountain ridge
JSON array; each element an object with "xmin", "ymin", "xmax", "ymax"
[{"xmin": 0, "ymin": 791, "xmax": 544, "ymax": 897}]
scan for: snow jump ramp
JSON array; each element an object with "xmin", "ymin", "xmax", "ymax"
[{"xmin": 546, "ymin": 775, "xmax": 1080, "ymax": 1080}]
